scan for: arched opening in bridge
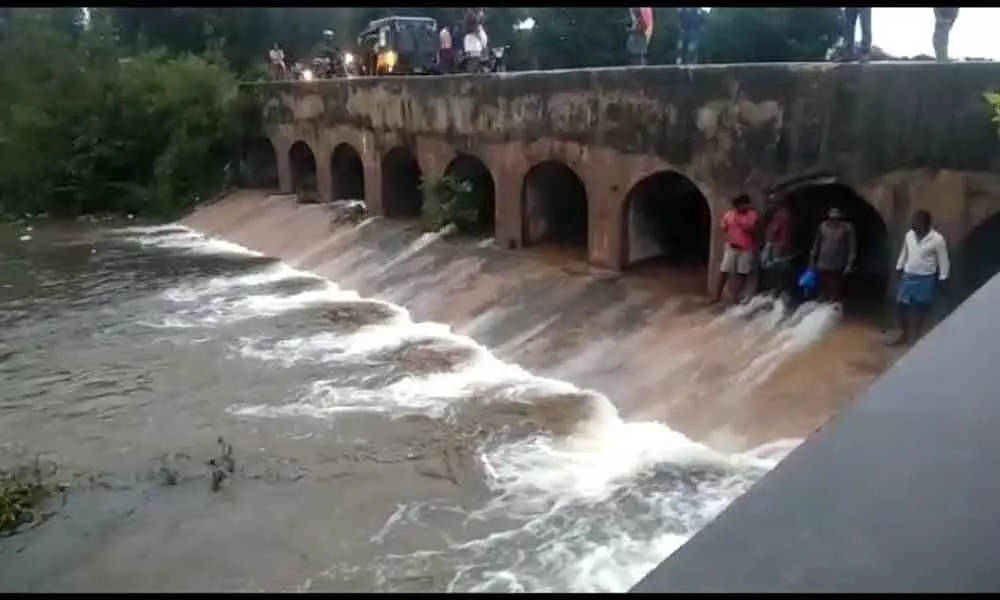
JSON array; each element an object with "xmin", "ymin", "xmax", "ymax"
[
  {"xmin": 623, "ymin": 171, "xmax": 711, "ymax": 277},
  {"xmin": 381, "ymin": 147, "xmax": 423, "ymax": 218},
  {"xmin": 782, "ymin": 182, "xmax": 890, "ymax": 313},
  {"xmin": 955, "ymin": 212, "xmax": 1000, "ymax": 308},
  {"xmin": 442, "ymin": 153, "xmax": 495, "ymax": 236},
  {"xmin": 330, "ymin": 143, "xmax": 365, "ymax": 201},
  {"xmin": 240, "ymin": 137, "xmax": 279, "ymax": 190},
  {"xmin": 289, "ymin": 141, "xmax": 318, "ymax": 193},
  {"xmin": 521, "ymin": 161, "xmax": 589, "ymax": 251}
]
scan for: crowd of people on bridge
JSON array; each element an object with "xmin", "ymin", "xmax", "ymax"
[
  {"xmin": 712, "ymin": 193, "xmax": 951, "ymax": 346},
  {"xmin": 266, "ymin": 6, "xmax": 963, "ymax": 81}
]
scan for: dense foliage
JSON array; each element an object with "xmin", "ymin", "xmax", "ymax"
[
  {"xmin": 0, "ymin": 7, "xmax": 851, "ymax": 218},
  {"xmin": 0, "ymin": 9, "xmax": 244, "ymax": 218},
  {"xmin": 421, "ymin": 175, "xmax": 479, "ymax": 234}
]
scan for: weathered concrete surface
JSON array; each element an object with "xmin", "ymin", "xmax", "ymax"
[
  {"xmin": 242, "ymin": 63, "xmax": 1000, "ymax": 287},
  {"xmin": 630, "ymin": 273, "xmax": 1000, "ymax": 593}
]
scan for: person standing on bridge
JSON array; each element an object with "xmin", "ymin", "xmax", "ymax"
[
  {"xmin": 809, "ymin": 207, "xmax": 857, "ymax": 304},
  {"xmin": 838, "ymin": 7, "xmax": 872, "ymax": 62},
  {"xmin": 933, "ymin": 7, "xmax": 960, "ymax": 62},
  {"xmin": 712, "ymin": 194, "xmax": 759, "ymax": 304},
  {"xmin": 676, "ymin": 7, "xmax": 705, "ymax": 65},
  {"xmin": 439, "ymin": 23, "xmax": 455, "ymax": 73},
  {"xmin": 268, "ymin": 43, "xmax": 286, "ymax": 81},
  {"xmin": 890, "ymin": 210, "xmax": 950, "ymax": 346},
  {"xmin": 625, "ymin": 8, "xmax": 652, "ymax": 66}
]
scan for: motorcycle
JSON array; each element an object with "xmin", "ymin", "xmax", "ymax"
[
  {"xmin": 341, "ymin": 51, "xmax": 360, "ymax": 77},
  {"xmin": 486, "ymin": 45, "xmax": 509, "ymax": 73},
  {"xmin": 311, "ymin": 56, "xmax": 335, "ymax": 79}
]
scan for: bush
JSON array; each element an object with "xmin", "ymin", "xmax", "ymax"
[
  {"xmin": 0, "ymin": 15, "xmax": 242, "ymax": 218},
  {"xmin": 986, "ymin": 92, "xmax": 1000, "ymax": 135},
  {"xmin": 421, "ymin": 175, "xmax": 479, "ymax": 233}
]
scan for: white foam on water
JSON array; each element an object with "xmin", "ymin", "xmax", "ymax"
[
  {"xmin": 121, "ymin": 225, "xmax": 263, "ymax": 257},
  {"xmin": 142, "ymin": 223, "xmax": 828, "ymax": 593},
  {"xmin": 111, "ymin": 224, "xmax": 191, "ymax": 236},
  {"xmin": 163, "ymin": 262, "xmax": 316, "ymax": 303}
]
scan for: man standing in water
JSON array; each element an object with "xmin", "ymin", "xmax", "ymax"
[
  {"xmin": 712, "ymin": 194, "xmax": 759, "ymax": 304},
  {"xmin": 809, "ymin": 207, "xmax": 857, "ymax": 303},
  {"xmin": 759, "ymin": 193, "xmax": 794, "ymax": 300},
  {"xmin": 890, "ymin": 210, "xmax": 950, "ymax": 345},
  {"xmin": 933, "ymin": 7, "xmax": 960, "ymax": 62}
]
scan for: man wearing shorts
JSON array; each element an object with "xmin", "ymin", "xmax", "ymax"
[
  {"xmin": 712, "ymin": 194, "xmax": 759, "ymax": 304},
  {"xmin": 890, "ymin": 210, "xmax": 950, "ymax": 345},
  {"xmin": 809, "ymin": 207, "xmax": 856, "ymax": 303}
]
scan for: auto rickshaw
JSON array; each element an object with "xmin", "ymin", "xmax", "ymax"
[{"xmin": 357, "ymin": 16, "xmax": 439, "ymax": 76}]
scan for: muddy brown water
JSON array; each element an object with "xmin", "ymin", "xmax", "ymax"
[{"xmin": 0, "ymin": 192, "xmax": 900, "ymax": 592}]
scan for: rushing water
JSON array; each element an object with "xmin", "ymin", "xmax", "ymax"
[{"xmin": 0, "ymin": 219, "xmax": 832, "ymax": 592}]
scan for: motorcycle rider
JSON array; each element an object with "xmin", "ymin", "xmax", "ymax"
[{"xmin": 311, "ymin": 29, "xmax": 340, "ymax": 78}]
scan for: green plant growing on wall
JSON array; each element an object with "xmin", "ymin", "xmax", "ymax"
[
  {"xmin": 986, "ymin": 92, "xmax": 1000, "ymax": 135},
  {"xmin": 421, "ymin": 175, "xmax": 479, "ymax": 234}
]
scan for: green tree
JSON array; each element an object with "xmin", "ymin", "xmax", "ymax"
[{"xmin": 0, "ymin": 13, "xmax": 243, "ymax": 218}]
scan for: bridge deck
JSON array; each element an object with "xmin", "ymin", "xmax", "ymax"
[
  {"xmin": 241, "ymin": 59, "xmax": 998, "ymax": 86},
  {"xmin": 630, "ymin": 275, "xmax": 1000, "ymax": 593}
]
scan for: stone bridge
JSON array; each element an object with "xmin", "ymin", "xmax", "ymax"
[{"xmin": 240, "ymin": 62, "xmax": 1000, "ymax": 299}]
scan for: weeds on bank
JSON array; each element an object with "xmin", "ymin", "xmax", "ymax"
[
  {"xmin": 987, "ymin": 92, "xmax": 1000, "ymax": 133},
  {"xmin": 0, "ymin": 457, "xmax": 64, "ymax": 537},
  {"xmin": 421, "ymin": 175, "xmax": 479, "ymax": 234}
]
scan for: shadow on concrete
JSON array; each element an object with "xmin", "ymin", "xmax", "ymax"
[
  {"xmin": 330, "ymin": 143, "xmax": 365, "ymax": 201},
  {"xmin": 521, "ymin": 160, "xmax": 588, "ymax": 251},
  {"xmin": 623, "ymin": 170, "xmax": 711, "ymax": 270},
  {"xmin": 381, "ymin": 146, "xmax": 424, "ymax": 219},
  {"xmin": 289, "ymin": 141, "xmax": 317, "ymax": 193},
  {"xmin": 240, "ymin": 138, "xmax": 278, "ymax": 190},
  {"xmin": 955, "ymin": 212, "xmax": 1000, "ymax": 309}
]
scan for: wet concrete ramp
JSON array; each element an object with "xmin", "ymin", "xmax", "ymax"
[
  {"xmin": 631, "ymin": 274, "xmax": 1000, "ymax": 593},
  {"xmin": 183, "ymin": 190, "xmax": 899, "ymax": 450}
]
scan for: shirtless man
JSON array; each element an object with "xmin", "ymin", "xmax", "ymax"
[{"xmin": 809, "ymin": 207, "xmax": 857, "ymax": 303}]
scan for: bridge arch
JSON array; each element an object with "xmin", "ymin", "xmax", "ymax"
[
  {"xmin": 241, "ymin": 137, "xmax": 279, "ymax": 190},
  {"xmin": 289, "ymin": 140, "xmax": 318, "ymax": 193},
  {"xmin": 955, "ymin": 211, "xmax": 1000, "ymax": 307},
  {"xmin": 381, "ymin": 146, "xmax": 424, "ymax": 218},
  {"xmin": 521, "ymin": 160, "xmax": 589, "ymax": 249},
  {"xmin": 443, "ymin": 152, "xmax": 496, "ymax": 235},
  {"xmin": 778, "ymin": 180, "xmax": 890, "ymax": 309},
  {"xmin": 622, "ymin": 170, "xmax": 712, "ymax": 269},
  {"xmin": 330, "ymin": 143, "xmax": 365, "ymax": 201}
]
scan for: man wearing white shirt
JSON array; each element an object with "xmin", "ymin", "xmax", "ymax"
[{"xmin": 891, "ymin": 210, "xmax": 950, "ymax": 345}]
